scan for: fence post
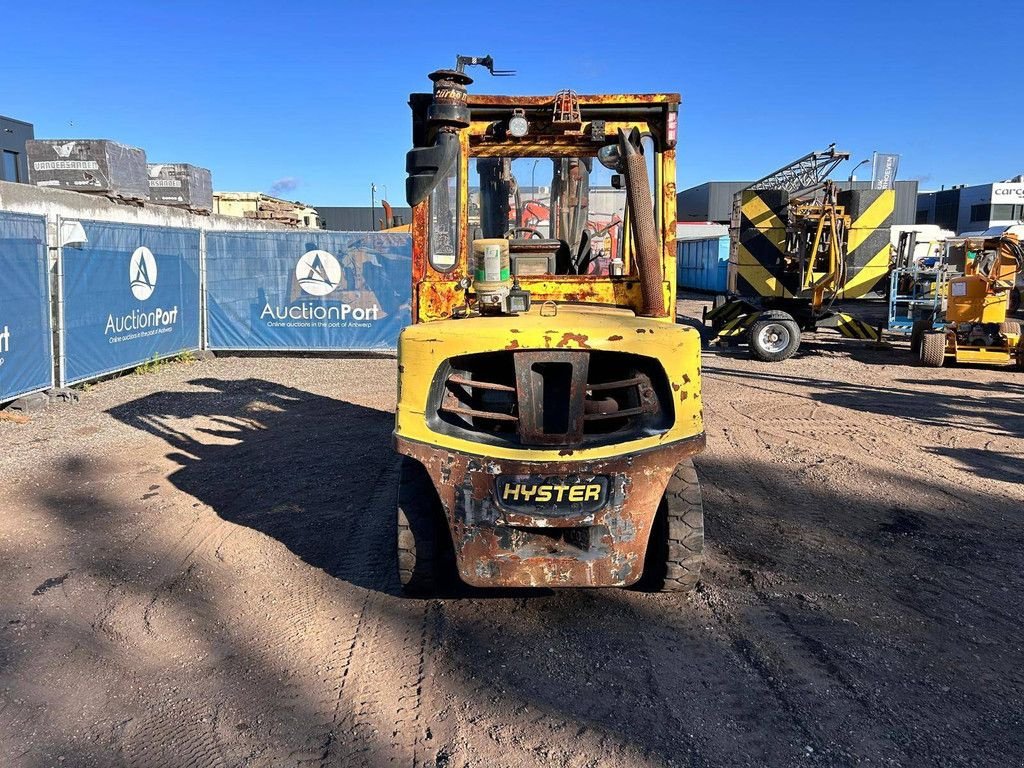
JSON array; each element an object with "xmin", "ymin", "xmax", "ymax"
[
  {"xmin": 51, "ymin": 214, "xmax": 67, "ymax": 389},
  {"xmin": 199, "ymin": 229, "xmax": 208, "ymax": 350}
]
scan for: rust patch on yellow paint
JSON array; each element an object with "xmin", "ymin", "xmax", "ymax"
[{"xmin": 555, "ymin": 332, "xmax": 591, "ymax": 349}]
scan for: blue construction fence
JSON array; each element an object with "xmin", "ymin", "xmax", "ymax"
[
  {"xmin": 677, "ymin": 235, "xmax": 730, "ymax": 294},
  {"xmin": 206, "ymin": 231, "xmax": 411, "ymax": 351},
  {"xmin": 0, "ymin": 211, "xmax": 413, "ymax": 403},
  {"xmin": 0, "ymin": 212, "xmax": 53, "ymax": 402},
  {"xmin": 60, "ymin": 221, "xmax": 202, "ymax": 386}
]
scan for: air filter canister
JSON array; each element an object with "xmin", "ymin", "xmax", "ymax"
[{"xmin": 473, "ymin": 238, "xmax": 511, "ymax": 309}]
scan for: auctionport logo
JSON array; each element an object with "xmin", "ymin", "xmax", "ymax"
[
  {"xmin": 260, "ymin": 249, "xmax": 380, "ymax": 325},
  {"xmin": 104, "ymin": 246, "xmax": 178, "ymax": 342},
  {"xmin": 295, "ymin": 250, "xmax": 341, "ymax": 297},
  {"xmin": 130, "ymin": 247, "xmax": 158, "ymax": 301}
]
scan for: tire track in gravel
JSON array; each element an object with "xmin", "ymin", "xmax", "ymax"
[{"xmin": 318, "ymin": 455, "xmax": 435, "ymax": 767}]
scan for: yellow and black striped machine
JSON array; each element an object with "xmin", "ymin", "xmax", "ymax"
[{"xmin": 704, "ymin": 146, "xmax": 894, "ymax": 361}]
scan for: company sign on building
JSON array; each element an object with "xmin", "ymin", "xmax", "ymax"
[{"xmin": 61, "ymin": 221, "xmax": 201, "ymax": 385}]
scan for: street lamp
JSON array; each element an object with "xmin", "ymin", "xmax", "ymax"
[
  {"xmin": 848, "ymin": 158, "xmax": 870, "ymax": 183},
  {"xmin": 370, "ymin": 183, "xmax": 377, "ymax": 231}
]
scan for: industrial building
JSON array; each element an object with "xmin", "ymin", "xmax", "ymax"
[
  {"xmin": 213, "ymin": 191, "xmax": 323, "ymax": 229},
  {"xmin": 915, "ymin": 179, "xmax": 1024, "ymax": 233},
  {"xmin": 678, "ymin": 179, "xmax": 919, "ymax": 225},
  {"xmin": 0, "ymin": 115, "xmax": 34, "ymax": 184},
  {"xmin": 316, "ymin": 205, "xmax": 411, "ymax": 232}
]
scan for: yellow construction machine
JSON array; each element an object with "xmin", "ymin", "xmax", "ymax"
[
  {"xmin": 918, "ymin": 227, "xmax": 1024, "ymax": 367},
  {"xmin": 393, "ymin": 55, "xmax": 705, "ymax": 594},
  {"xmin": 705, "ymin": 147, "xmax": 891, "ymax": 361}
]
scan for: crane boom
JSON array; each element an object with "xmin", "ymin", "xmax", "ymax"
[{"xmin": 745, "ymin": 143, "xmax": 850, "ymax": 198}]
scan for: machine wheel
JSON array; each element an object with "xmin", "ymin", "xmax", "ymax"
[
  {"xmin": 749, "ymin": 311, "xmax": 801, "ymax": 362},
  {"xmin": 397, "ymin": 457, "xmax": 453, "ymax": 596},
  {"xmin": 635, "ymin": 459, "xmax": 704, "ymax": 593},
  {"xmin": 918, "ymin": 331, "xmax": 946, "ymax": 367},
  {"xmin": 999, "ymin": 320, "xmax": 1021, "ymax": 337},
  {"xmin": 910, "ymin": 320, "xmax": 929, "ymax": 354}
]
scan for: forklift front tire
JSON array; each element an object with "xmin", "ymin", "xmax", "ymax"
[
  {"xmin": 749, "ymin": 312, "xmax": 801, "ymax": 362},
  {"xmin": 397, "ymin": 457, "xmax": 452, "ymax": 596},
  {"xmin": 635, "ymin": 460, "xmax": 704, "ymax": 593},
  {"xmin": 918, "ymin": 331, "xmax": 946, "ymax": 368}
]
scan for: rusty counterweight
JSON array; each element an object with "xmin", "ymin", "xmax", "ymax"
[{"xmin": 396, "ymin": 434, "xmax": 705, "ymax": 588}]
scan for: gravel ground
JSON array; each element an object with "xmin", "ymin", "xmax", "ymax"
[{"xmin": 1, "ymin": 297, "xmax": 1023, "ymax": 767}]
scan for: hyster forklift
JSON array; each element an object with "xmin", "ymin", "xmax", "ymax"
[
  {"xmin": 393, "ymin": 56, "xmax": 705, "ymax": 594},
  {"xmin": 918, "ymin": 227, "xmax": 1024, "ymax": 368}
]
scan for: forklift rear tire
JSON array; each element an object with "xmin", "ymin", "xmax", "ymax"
[
  {"xmin": 634, "ymin": 459, "xmax": 704, "ymax": 593},
  {"xmin": 919, "ymin": 331, "xmax": 946, "ymax": 368},
  {"xmin": 749, "ymin": 311, "xmax": 801, "ymax": 362},
  {"xmin": 397, "ymin": 457, "xmax": 453, "ymax": 596},
  {"xmin": 999, "ymin": 320, "xmax": 1021, "ymax": 337}
]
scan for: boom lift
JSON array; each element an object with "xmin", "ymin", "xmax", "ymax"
[
  {"xmin": 393, "ymin": 56, "xmax": 706, "ymax": 594},
  {"xmin": 918, "ymin": 227, "xmax": 1024, "ymax": 367},
  {"xmin": 704, "ymin": 145, "xmax": 888, "ymax": 361}
]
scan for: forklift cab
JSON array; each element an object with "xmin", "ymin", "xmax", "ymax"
[{"xmin": 405, "ymin": 74, "xmax": 681, "ymax": 323}]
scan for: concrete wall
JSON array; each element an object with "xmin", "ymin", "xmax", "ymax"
[{"xmin": 0, "ymin": 180, "xmax": 294, "ymax": 232}]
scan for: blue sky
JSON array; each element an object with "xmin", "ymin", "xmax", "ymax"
[{"xmin": 5, "ymin": 0, "xmax": 1021, "ymax": 205}]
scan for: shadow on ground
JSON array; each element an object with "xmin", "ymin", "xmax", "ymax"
[
  {"xmin": 78, "ymin": 374, "xmax": 1024, "ymax": 765},
  {"xmin": 107, "ymin": 377, "xmax": 398, "ymax": 593},
  {"xmin": 704, "ymin": 363, "xmax": 1024, "ymax": 438}
]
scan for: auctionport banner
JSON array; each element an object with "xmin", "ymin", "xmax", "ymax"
[
  {"xmin": 0, "ymin": 212, "xmax": 53, "ymax": 401},
  {"xmin": 205, "ymin": 231, "xmax": 411, "ymax": 351},
  {"xmin": 61, "ymin": 221, "xmax": 201, "ymax": 385}
]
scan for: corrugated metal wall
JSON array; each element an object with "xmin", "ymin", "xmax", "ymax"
[
  {"xmin": 676, "ymin": 236, "xmax": 730, "ymax": 293},
  {"xmin": 316, "ymin": 205, "xmax": 413, "ymax": 232}
]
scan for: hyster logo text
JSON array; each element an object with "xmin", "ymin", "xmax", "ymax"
[
  {"xmin": 0, "ymin": 324, "xmax": 10, "ymax": 354},
  {"xmin": 501, "ymin": 483, "xmax": 604, "ymax": 504},
  {"xmin": 130, "ymin": 247, "xmax": 158, "ymax": 301},
  {"xmin": 296, "ymin": 250, "xmax": 341, "ymax": 297}
]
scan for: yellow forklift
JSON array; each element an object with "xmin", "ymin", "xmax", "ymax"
[
  {"xmin": 393, "ymin": 56, "xmax": 705, "ymax": 594},
  {"xmin": 918, "ymin": 228, "xmax": 1024, "ymax": 367}
]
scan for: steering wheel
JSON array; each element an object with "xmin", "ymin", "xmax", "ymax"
[{"xmin": 506, "ymin": 226, "xmax": 544, "ymax": 240}]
